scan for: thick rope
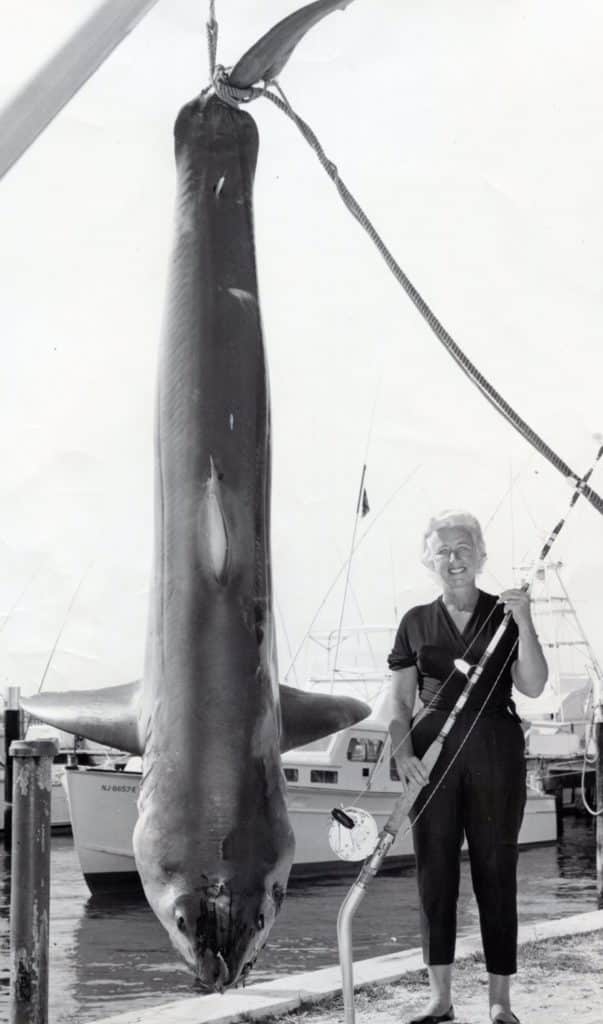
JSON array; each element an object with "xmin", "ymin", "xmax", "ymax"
[{"xmin": 210, "ymin": 69, "xmax": 603, "ymax": 516}]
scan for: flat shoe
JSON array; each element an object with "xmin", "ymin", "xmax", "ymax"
[{"xmin": 408, "ymin": 1008, "xmax": 454, "ymax": 1024}]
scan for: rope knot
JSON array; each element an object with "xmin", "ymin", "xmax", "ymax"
[{"xmin": 212, "ymin": 66, "xmax": 256, "ymax": 107}]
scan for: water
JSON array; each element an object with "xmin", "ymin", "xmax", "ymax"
[{"xmin": 0, "ymin": 817, "xmax": 597, "ymax": 1024}]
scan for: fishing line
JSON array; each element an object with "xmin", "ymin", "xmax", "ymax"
[
  {"xmin": 408, "ymin": 638, "xmax": 519, "ymax": 833},
  {"xmin": 345, "ymin": 596, "xmax": 509, "ymax": 810}
]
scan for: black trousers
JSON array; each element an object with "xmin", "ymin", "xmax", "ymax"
[{"xmin": 409, "ymin": 708, "xmax": 526, "ymax": 975}]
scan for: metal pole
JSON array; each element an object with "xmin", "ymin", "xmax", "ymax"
[
  {"xmin": 596, "ymin": 722, "xmax": 603, "ymax": 908},
  {"xmin": 9, "ymin": 738, "xmax": 59, "ymax": 1024},
  {"xmin": 0, "ymin": 0, "xmax": 163, "ymax": 181},
  {"xmin": 4, "ymin": 687, "xmax": 22, "ymax": 848},
  {"xmin": 337, "ymin": 739, "xmax": 443, "ymax": 1024}
]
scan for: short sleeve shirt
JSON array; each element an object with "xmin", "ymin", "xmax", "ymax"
[{"xmin": 387, "ymin": 590, "xmax": 519, "ymax": 714}]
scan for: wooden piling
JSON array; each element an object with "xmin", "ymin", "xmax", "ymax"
[
  {"xmin": 9, "ymin": 738, "xmax": 58, "ymax": 1024},
  {"xmin": 3, "ymin": 687, "xmax": 22, "ymax": 848}
]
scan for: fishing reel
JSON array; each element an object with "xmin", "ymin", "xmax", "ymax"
[{"xmin": 328, "ymin": 805, "xmax": 379, "ymax": 861}]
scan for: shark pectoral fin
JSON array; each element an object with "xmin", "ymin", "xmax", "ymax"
[
  {"xmin": 278, "ymin": 684, "xmax": 370, "ymax": 753},
  {"xmin": 20, "ymin": 680, "xmax": 143, "ymax": 755},
  {"xmin": 230, "ymin": 0, "xmax": 356, "ymax": 89}
]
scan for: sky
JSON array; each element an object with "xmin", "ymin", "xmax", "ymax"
[{"xmin": 1, "ymin": 0, "xmax": 602, "ymax": 700}]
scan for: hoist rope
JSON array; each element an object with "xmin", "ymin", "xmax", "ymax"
[{"xmin": 208, "ymin": 60, "xmax": 603, "ymax": 517}]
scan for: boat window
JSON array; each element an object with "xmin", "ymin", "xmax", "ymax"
[
  {"xmin": 390, "ymin": 757, "xmax": 400, "ymax": 781},
  {"xmin": 365, "ymin": 739, "xmax": 383, "ymax": 762},
  {"xmin": 283, "ymin": 768, "xmax": 299, "ymax": 782},
  {"xmin": 347, "ymin": 738, "xmax": 365, "ymax": 761},
  {"xmin": 310, "ymin": 770, "xmax": 338, "ymax": 784},
  {"xmin": 346, "ymin": 737, "xmax": 384, "ymax": 763}
]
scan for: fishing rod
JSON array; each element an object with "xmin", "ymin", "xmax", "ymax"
[{"xmin": 333, "ymin": 438, "xmax": 603, "ymax": 1024}]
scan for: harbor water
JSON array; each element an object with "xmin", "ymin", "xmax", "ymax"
[{"xmin": 0, "ymin": 816, "xmax": 597, "ymax": 1024}]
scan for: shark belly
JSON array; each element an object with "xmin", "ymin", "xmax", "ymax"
[{"xmin": 132, "ymin": 95, "xmax": 293, "ymax": 990}]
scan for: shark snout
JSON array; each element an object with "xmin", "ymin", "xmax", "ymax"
[{"xmin": 171, "ymin": 887, "xmax": 264, "ymax": 992}]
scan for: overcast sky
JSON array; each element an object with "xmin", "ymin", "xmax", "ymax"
[{"xmin": 1, "ymin": 0, "xmax": 602, "ymax": 699}]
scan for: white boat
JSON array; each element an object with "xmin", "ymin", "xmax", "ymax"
[
  {"xmin": 63, "ymin": 688, "xmax": 557, "ymax": 893},
  {"xmin": 514, "ymin": 561, "xmax": 602, "ymax": 808},
  {"xmin": 23, "ymin": 723, "xmax": 128, "ymax": 832}
]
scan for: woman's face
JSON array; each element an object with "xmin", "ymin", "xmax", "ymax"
[{"xmin": 427, "ymin": 526, "xmax": 480, "ymax": 589}]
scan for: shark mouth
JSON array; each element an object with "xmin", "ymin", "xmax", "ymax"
[{"xmin": 174, "ymin": 883, "xmax": 270, "ymax": 992}]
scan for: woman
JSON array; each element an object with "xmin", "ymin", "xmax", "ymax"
[{"xmin": 388, "ymin": 510, "xmax": 547, "ymax": 1024}]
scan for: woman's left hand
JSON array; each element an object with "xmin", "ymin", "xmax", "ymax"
[{"xmin": 499, "ymin": 588, "xmax": 534, "ymax": 629}]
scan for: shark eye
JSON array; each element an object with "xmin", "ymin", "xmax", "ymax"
[{"xmin": 176, "ymin": 913, "xmax": 187, "ymax": 933}]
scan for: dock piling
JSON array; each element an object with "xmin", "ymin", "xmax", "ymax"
[
  {"xmin": 4, "ymin": 686, "xmax": 23, "ymax": 848},
  {"xmin": 8, "ymin": 738, "xmax": 58, "ymax": 1024}
]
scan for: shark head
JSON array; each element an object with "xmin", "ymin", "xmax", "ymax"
[
  {"xmin": 164, "ymin": 877, "xmax": 286, "ymax": 990},
  {"xmin": 133, "ymin": 771, "xmax": 294, "ymax": 991}
]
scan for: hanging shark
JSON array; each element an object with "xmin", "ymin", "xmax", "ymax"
[{"xmin": 22, "ymin": 0, "xmax": 366, "ymax": 993}]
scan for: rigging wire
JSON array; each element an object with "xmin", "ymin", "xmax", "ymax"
[
  {"xmin": 330, "ymin": 463, "xmax": 367, "ymax": 687},
  {"xmin": 0, "ymin": 562, "xmax": 45, "ymax": 635},
  {"xmin": 37, "ymin": 563, "xmax": 93, "ymax": 693},
  {"xmin": 283, "ymin": 465, "xmax": 421, "ymax": 682}
]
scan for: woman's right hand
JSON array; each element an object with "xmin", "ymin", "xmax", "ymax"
[{"xmin": 396, "ymin": 754, "xmax": 430, "ymax": 789}]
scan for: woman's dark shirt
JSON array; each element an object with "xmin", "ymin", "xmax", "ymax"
[{"xmin": 387, "ymin": 589, "xmax": 519, "ymax": 714}]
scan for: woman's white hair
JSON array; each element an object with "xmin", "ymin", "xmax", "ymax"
[{"xmin": 421, "ymin": 509, "xmax": 487, "ymax": 573}]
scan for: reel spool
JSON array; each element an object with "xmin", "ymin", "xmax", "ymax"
[{"xmin": 328, "ymin": 805, "xmax": 379, "ymax": 861}]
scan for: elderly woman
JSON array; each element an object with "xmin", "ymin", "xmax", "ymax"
[{"xmin": 388, "ymin": 510, "xmax": 547, "ymax": 1024}]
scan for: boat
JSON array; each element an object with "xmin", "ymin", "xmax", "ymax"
[
  {"xmin": 0, "ymin": 716, "xmax": 128, "ymax": 836},
  {"xmin": 62, "ymin": 679, "xmax": 557, "ymax": 893},
  {"xmin": 513, "ymin": 561, "xmax": 601, "ymax": 813}
]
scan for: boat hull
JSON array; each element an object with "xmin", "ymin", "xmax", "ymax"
[{"xmin": 63, "ymin": 764, "xmax": 557, "ymax": 892}]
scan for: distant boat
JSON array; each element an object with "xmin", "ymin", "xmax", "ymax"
[{"xmin": 514, "ymin": 561, "xmax": 601, "ymax": 811}]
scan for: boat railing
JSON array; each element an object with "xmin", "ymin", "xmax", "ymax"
[{"xmin": 297, "ymin": 624, "xmax": 396, "ymax": 699}]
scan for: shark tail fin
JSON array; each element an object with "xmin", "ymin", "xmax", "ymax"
[{"xmin": 230, "ymin": 0, "xmax": 356, "ymax": 89}]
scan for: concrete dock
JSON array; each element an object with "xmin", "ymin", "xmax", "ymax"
[{"xmin": 90, "ymin": 909, "xmax": 603, "ymax": 1024}]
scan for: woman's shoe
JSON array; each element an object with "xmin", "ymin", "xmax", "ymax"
[
  {"xmin": 408, "ymin": 1008, "xmax": 454, "ymax": 1024},
  {"xmin": 490, "ymin": 1012, "xmax": 520, "ymax": 1023}
]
